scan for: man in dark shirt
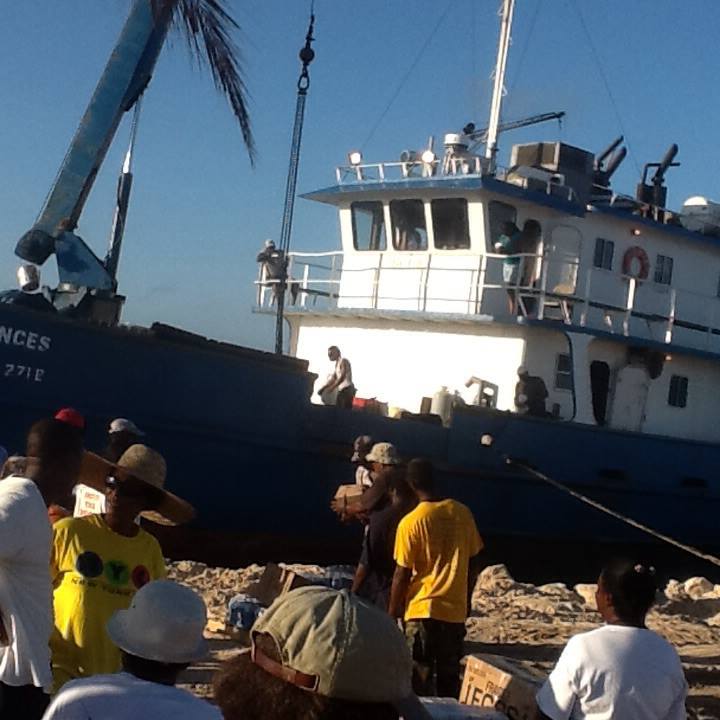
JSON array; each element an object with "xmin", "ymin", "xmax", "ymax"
[
  {"xmin": 514, "ymin": 366, "xmax": 549, "ymax": 417},
  {"xmin": 351, "ymin": 474, "xmax": 415, "ymax": 610}
]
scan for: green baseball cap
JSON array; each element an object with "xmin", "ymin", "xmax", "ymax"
[{"xmin": 251, "ymin": 586, "xmax": 431, "ymax": 719}]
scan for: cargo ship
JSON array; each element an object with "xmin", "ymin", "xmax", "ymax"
[{"xmin": 2, "ymin": 0, "xmax": 719, "ymax": 572}]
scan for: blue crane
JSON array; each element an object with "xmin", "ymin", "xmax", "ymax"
[{"xmin": 14, "ymin": 0, "xmax": 175, "ymax": 322}]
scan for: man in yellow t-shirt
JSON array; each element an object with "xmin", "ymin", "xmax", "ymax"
[
  {"xmin": 50, "ymin": 445, "xmax": 185, "ymax": 691},
  {"xmin": 389, "ymin": 458, "xmax": 483, "ymax": 698}
]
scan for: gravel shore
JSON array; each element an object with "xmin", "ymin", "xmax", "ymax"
[{"xmin": 169, "ymin": 561, "xmax": 720, "ymax": 719}]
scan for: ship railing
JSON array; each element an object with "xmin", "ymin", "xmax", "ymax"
[
  {"xmin": 255, "ymin": 251, "xmax": 720, "ymax": 352},
  {"xmin": 255, "ymin": 251, "xmax": 344, "ymax": 308},
  {"xmin": 335, "ymin": 156, "xmax": 485, "ymax": 184}
]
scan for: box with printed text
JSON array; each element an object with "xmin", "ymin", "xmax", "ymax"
[{"xmin": 459, "ymin": 654, "xmax": 544, "ymax": 720}]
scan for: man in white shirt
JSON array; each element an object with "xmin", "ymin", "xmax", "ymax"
[
  {"xmin": 318, "ymin": 345, "xmax": 356, "ymax": 409},
  {"xmin": 42, "ymin": 580, "xmax": 221, "ymax": 720},
  {"xmin": 536, "ymin": 558, "xmax": 687, "ymax": 720},
  {"xmin": 0, "ymin": 418, "xmax": 84, "ymax": 719}
]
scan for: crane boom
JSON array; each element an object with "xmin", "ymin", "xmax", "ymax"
[
  {"xmin": 16, "ymin": 0, "xmax": 174, "ymax": 301},
  {"xmin": 468, "ymin": 111, "xmax": 565, "ymax": 150}
]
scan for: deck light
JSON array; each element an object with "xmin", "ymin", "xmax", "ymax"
[
  {"xmin": 421, "ymin": 149, "xmax": 436, "ymax": 164},
  {"xmin": 348, "ymin": 150, "xmax": 362, "ymax": 166},
  {"xmin": 631, "ymin": 228, "xmax": 642, "ymax": 236}
]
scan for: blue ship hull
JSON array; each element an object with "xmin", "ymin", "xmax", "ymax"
[{"xmin": 2, "ymin": 303, "xmax": 718, "ymax": 565}]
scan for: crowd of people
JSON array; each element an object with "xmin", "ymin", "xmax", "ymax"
[{"xmin": 0, "ymin": 415, "xmax": 690, "ymax": 719}]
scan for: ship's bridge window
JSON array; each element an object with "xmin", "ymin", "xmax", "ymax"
[
  {"xmin": 351, "ymin": 201, "xmax": 386, "ymax": 251},
  {"xmin": 654, "ymin": 254, "xmax": 674, "ymax": 285},
  {"xmin": 668, "ymin": 374, "xmax": 688, "ymax": 408},
  {"xmin": 390, "ymin": 199, "xmax": 428, "ymax": 251},
  {"xmin": 432, "ymin": 198, "xmax": 470, "ymax": 250},
  {"xmin": 487, "ymin": 200, "xmax": 517, "ymax": 251}
]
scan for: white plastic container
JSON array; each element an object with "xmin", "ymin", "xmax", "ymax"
[{"xmin": 431, "ymin": 386, "xmax": 453, "ymax": 425}]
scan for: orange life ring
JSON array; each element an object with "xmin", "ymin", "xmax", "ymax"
[{"xmin": 622, "ymin": 246, "xmax": 650, "ymax": 280}]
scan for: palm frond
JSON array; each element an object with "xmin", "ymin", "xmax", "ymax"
[{"xmin": 153, "ymin": 0, "xmax": 255, "ymax": 164}]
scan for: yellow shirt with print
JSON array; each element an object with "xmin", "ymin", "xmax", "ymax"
[
  {"xmin": 50, "ymin": 514, "xmax": 166, "ymax": 691},
  {"xmin": 394, "ymin": 499, "xmax": 483, "ymax": 623}
]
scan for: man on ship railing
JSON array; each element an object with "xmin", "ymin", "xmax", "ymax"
[{"xmin": 256, "ymin": 240, "xmax": 298, "ymax": 306}]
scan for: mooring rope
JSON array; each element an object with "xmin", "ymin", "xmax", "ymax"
[{"xmin": 507, "ymin": 457, "xmax": 720, "ymax": 569}]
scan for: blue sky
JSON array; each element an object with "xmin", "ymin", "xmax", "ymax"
[{"xmin": 1, "ymin": 1, "xmax": 717, "ymax": 350}]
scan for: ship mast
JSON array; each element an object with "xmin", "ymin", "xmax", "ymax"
[{"xmin": 485, "ymin": 0, "xmax": 515, "ymax": 173}]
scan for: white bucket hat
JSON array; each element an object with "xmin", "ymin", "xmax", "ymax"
[
  {"xmin": 365, "ymin": 442, "xmax": 400, "ymax": 465},
  {"xmin": 107, "ymin": 580, "xmax": 208, "ymax": 664},
  {"xmin": 109, "ymin": 418, "xmax": 145, "ymax": 436}
]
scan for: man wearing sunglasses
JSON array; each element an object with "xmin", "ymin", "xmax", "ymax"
[{"xmin": 49, "ymin": 444, "xmax": 194, "ymax": 692}]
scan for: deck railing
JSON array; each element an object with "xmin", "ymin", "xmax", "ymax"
[{"xmin": 255, "ymin": 251, "xmax": 720, "ymax": 353}]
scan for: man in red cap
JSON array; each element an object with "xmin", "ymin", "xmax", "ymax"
[{"xmin": 54, "ymin": 408, "xmax": 85, "ymax": 432}]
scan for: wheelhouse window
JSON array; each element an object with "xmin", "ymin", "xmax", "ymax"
[
  {"xmin": 654, "ymin": 254, "xmax": 674, "ymax": 285},
  {"xmin": 390, "ymin": 200, "xmax": 427, "ymax": 251},
  {"xmin": 593, "ymin": 238, "xmax": 614, "ymax": 270},
  {"xmin": 351, "ymin": 201, "xmax": 387, "ymax": 251},
  {"xmin": 668, "ymin": 375, "xmax": 688, "ymax": 408},
  {"xmin": 432, "ymin": 198, "xmax": 470, "ymax": 250},
  {"xmin": 555, "ymin": 353, "xmax": 573, "ymax": 390},
  {"xmin": 487, "ymin": 201, "xmax": 517, "ymax": 251}
]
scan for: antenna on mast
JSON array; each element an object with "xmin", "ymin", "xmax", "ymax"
[{"xmin": 485, "ymin": 0, "xmax": 515, "ymax": 173}]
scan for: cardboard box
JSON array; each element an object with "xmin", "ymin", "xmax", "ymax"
[
  {"xmin": 250, "ymin": 562, "xmax": 311, "ymax": 607},
  {"xmin": 333, "ymin": 483, "xmax": 365, "ymax": 510},
  {"xmin": 459, "ymin": 655, "xmax": 544, "ymax": 720},
  {"xmin": 417, "ymin": 697, "xmax": 507, "ymax": 719}
]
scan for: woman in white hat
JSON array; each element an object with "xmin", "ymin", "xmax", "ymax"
[
  {"xmin": 50, "ymin": 445, "xmax": 195, "ymax": 692},
  {"xmin": 43, "ymin": 580, "xmax": 220, "ymax": 719}
]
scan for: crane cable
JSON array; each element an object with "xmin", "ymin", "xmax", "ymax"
[
  {"xmin": 507, "ymin": 457, "xmax": 720, "ymax": 569},
  {"xmin": 274, "ymin": 5, "xmax": 315, "ymax": 354}
]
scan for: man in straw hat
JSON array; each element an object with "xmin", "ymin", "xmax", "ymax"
[
  {"xmin": 331, "ymin": 442, "xmax": 402, "ymax": 520},
  {"xmin": 49, "ymin": 445, "xmax": 195, "ymax": 691},
  {"xmin": 214, "ymin": 585, "xmax": 432, "ymax": 720},
  {"xmin": 43, "ymin": 580, "xmax": 221, "ymax": 719}
]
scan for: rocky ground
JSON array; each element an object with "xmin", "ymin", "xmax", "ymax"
[{"xmin": 169, "ymin": 561, "xmax": 720, "ymax": 719}]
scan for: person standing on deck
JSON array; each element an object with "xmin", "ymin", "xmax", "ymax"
[
  {"xmin": 514, "ymin": 366, "xmax": 549, "ymax": 417},
  {"xmin": 50, "ymin": 445, "xmax": 193, "ymax": 691},
  {"xmin": 389, "ymin": 458, "xmax": 483, "ymax": 698},
  {"xmin": 0, "ymin": 418, "xmax": 83, "ymax": 720},
  {"xmin": 318, "ymin": 346, "xmax": 356, "ymax": 409},
  {"xmin": 495, "ymin": 220, "xmax": 522, "ymax": 314}
]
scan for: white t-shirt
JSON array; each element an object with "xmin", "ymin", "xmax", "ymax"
[
  {"xmin": 355, "ymin": 465, "xmax": 373, "ymax": 487},
  {"xmin": 536, "ymin": 624, "xmax": 687, "ymax": 720},
  {"xmin": 42, "ymin": 672, "xmax": 223, "ymax": 719},
  {"xmin": 0, "ymin": 475, "xmax": 52, "ymax": 690},
  {"xmin": 334, "ymin": 357, "xmax": 353, "ymax": 390}
]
